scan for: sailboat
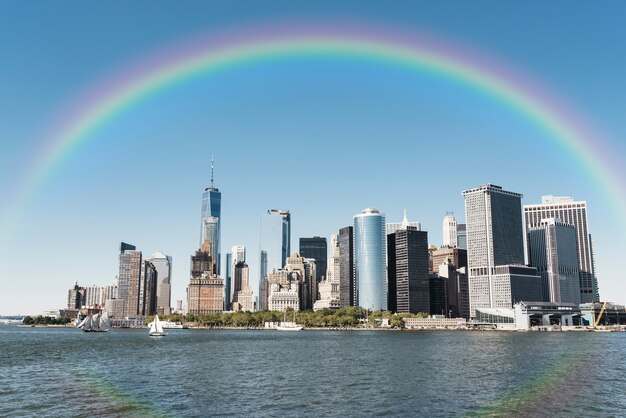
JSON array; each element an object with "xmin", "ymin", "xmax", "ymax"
[
  {"xmin": 76, "ymin": 311, "xmax": 110, "ymax": 332},
  {"xmin": 149, "ymin": 315, "xmax": 166, "ymax": 337},
  {"xmin": 276, "ymin": 310, "xmax": 303, "ymax": 331}
]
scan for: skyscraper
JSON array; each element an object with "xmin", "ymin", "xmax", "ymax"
[
  {"xmin": 259, "ymin": 209, "xmax": 290, "ymax": 310},
  {"xmin": 299, "ymin": 236, "xmax": 327, "ymax": 283},
  {"xmin": 225, "ymin": 252, "xmax": 232, "ymax": 311},
  {"xmin": 232, "ymin": 261, "xmax": 254, "ymax": 312},
  {"xmin": 147, "ymin": 251, "xmax": 172, "ymax": 315},
  {"xmin": 524, "ymin": 195, "xmax": 599, "ymax": 302},
  {"xmin": 200, "ymin": 157, "xmax": 221, "ymax": 274},
  {"xmin": 442, "ymin": 212, "xmax": 458, "ymax": 247},
  {"xmin": 187, "ymin": 240, "xmax": 224, "ymax": 314},
  {"xmin": 117, "ymin": 242, "xmax": 142, "ymax": 317},
  {"xmin": 140, "ymin": 261, "xmax": 158, "ymax": 316},
  {"xmin": 338, "ymin": 226, "xmax": 355, "ymax": 308},
  {"xmin": 527, "ymin": 218, "xmax": 581, "ymax": 304},
  {"xmin": 228, "ymin": 245, "xmax": 246, "ymax": 310},
  {"xmin": 463, "ymin": 184, "xmax": 541, "ymax": 316},
  {"xmin": 387, "ymin": 226, "xmax": 429, "ymax": 314},
  {"xmin": 354, "ymin": 208, "xmax": 387, "ymax": 311}
]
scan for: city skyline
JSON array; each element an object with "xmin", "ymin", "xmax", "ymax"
[{"xmin": 2, "ymin": 3, "xmax": 626, "ymax": 314}]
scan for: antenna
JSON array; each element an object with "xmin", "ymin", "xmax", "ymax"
[{"xmin": 210, "ymin": 155, "xmax": 214, "ymax": 188}]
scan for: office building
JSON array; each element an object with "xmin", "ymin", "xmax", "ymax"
[
  {"xmin": 387, "ymin": 223, "xmax": 429, "ymax": 314},
  {"xmin": 259, "ymin": 209, "xmax": 291, "ymax": 310},
  {"xmin": 524, "ymin": 195, "xmax": 599, "ymax": 302},
  {"xmin": 232, "ymin": 261, "xmax": 254, "ymax": 312},
  {"xmin": 117, "ymin": 242, "xmax": 142, "ymax": 317},
  {"xmin": 354, "ymin": 208, "xmax": 387, "ymax": 311},
  {"xmin": 442, "ymin": 212, "xmax": 458, "ymax": 247},
  {"xmin": 314, "ymin": 234, "xmax": 341, "ymax": 311},
  {"xmin": 140, "ymin": 261, "xmax": 158, "ymax": 316},
  {"xmin": 463, "ymin": 184, "xmax": 541, "ymax": 316},
  {"xmin": 200, "ymin": 157, "xmax": 221, "ymax": 274},
  {"xmin": 225, "ymin": 252, "xmax": 232, "ymax": 311},
  {"xmin": 338, "ymin": 226, "xmax": 354, "ymax": 308},
  {"xmin": 147, "ymin": 251, "xmax": 172, "ymax": 315},
  {"xmin": 527, "ymin": 218, "xmax": 581, "ymax": 304},
  {"xmin": 437, "ymin": 262, "xmax": 470, "ymax": 319},
  {"xmin": 187, "ymin": 240, "xmax": 224, "ymax": 314},
  {"xmin": 299, "ymin": 236, "xmax": 327, "ymax": 284}
]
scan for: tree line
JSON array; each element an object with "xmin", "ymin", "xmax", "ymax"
[
  {"xmin": 22, "ymin": 315, "xmax": 72, "ymax": 325},
  {"xmin": 147, "ymin": 307, "xmax": 429, "ymax": 328}
]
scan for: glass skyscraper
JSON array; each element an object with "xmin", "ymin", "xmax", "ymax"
[
  {"xmin": 299, "ymin": 237, "xmax": 327, "ymax": 283},
  {"xmin": 258, "ymin": 209, "xmax": 291, "ymax": 310},
  {"xmin": 200, "ymin": 158, "xmax": 221, "ymax": 274},
  {"xmin": 353, "ymin": 208, "xmax": 387, "ymax": 311}
]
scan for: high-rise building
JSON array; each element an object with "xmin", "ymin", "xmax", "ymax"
[
  {"xmin": 313, "ymin": 234, "xmax": 341, "ymax": 311},
  {"xmin": 354, "ymin": 208, "xmax": 387, "ymax": 311},
  {"xmin": 387, "ymin": 225, "xmax": 429, "ymax": 314},
  {"xmin": 299, "ymin": 237, "xmax": 327, "ymax": 283},
  {"xmin": 442, "ymin": 212, "xmax": 458, "ymax": 247},
  {"xmin": 463, "ymin": 184, "xmax": 541, "ymax": 316},
  {"xmin": 232, "ymin": 261, "xmax": 254, "ymax": 312},
  {"xmin": 147, "ymin": 251, "xmax": 172, "ymax": 315},
  {"xmin": 140, "ymin": 261, "xmax": 158, "ymax": 316},
  {"xmin": 227, "ymin": 245, "xmax": 246, "ymax": 311},
  {"xmin": 200, "ymin": 157, "xmax": 221, "ymax": 274},
  {"xmin": 338, "ymin": 226, "xmax": 354, "ymax": 308},
  {"xmin": 456, "ymin": 224, "xmax": 467, "ymax": 250},
  {"xmin": 259, "ymin": 209, "xmax": 290, "ymax": 310},
  {"xmin": 117, "ymin": 242, "xmax": 142, "ymax": 317},
  {"xmin": 524, "ymin": 195, "xmax": 598, "ymax": 302},
  {"xmin": 187, "ymin": 240, "xmax": 224, "ymax": 314},
  {"xmin": 225, "ymin": 253, "xmax": 232, "ymax": 311},
  {"xmin": 527, "ymin": 218, "xmax": 581, "ymax": 304},
  {"xmin": 437, "ymin": 262, "xmax": 470, "ymax": 319}
]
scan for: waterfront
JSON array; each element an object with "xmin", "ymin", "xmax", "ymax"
[{"xmin": 1, "ymin": 325, "xmax": 625, "ymax": 417}]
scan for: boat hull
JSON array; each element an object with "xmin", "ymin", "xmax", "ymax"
[{"xmin": 149, "ymin": 332, "xmax": 166, "ymax": 337}]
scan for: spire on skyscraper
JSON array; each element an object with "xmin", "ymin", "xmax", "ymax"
[{"xmin": 210, "ymin": 155, "xmax": 215, "ymax": 188}]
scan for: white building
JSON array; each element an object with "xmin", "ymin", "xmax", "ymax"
[
  {"xmin": 386, "ymin": 210, "xmax": 421, "ymax": 236},
  {"xmin": 442, "ymin": 212, "xmax": 458, "ymax": 247},
  {"xmin": 268, "ymin": 283, "xmax": 300, "ymax": 311},
  {"xmin": 524, "ymin": 195, "xmax": 598, "ymax": 303},
  {"xmin": 463, "ymin": 184, "xmax": 541, "ymax": 317}
]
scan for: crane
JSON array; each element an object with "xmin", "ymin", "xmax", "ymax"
[{"xmin": 593, "ymin": 301, "xmax": 608, "ymax": 328}]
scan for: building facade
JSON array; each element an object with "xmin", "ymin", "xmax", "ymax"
[
  {"xmin": 442, "ymin": 212, "xmax": 458, "ymax": 247},
  {"xmin": 524, "ymin": 195, "xmax": 598, "ymax": 302},
  {"xmin": 147, "ymin": 251, "xmax": 172, "ymax": 315},
  {"xmin": 338, "ymin": 226, "xmax": 355, "ymax": 308},
  {"xmin": 232, "ymin": 261, "xmax": 254, "ymax": 312},
  {"xmin": 117, "ymin": 242, "xmax": 142, "ymax": 317},
  {"xmin": 200, "ymin": 158, "xmax": 221, "ymax": 274},
  {"xmin": 387, "ymin": 226, "xmax": 430, "ymax": 314},
  {"xmin": 527, "ymin": 218, "xmax": 581, "ymax": 304},
  {"xmin": 187, "ymin": 239, "xmax": 224, "ymax": 314},
  {"xmin": 354, "ymin": 208, "xmax": 387, "ymax": 311},
  {"xmin": 299, "ymin": 236, "xmax": 327, "ymax": 283},
  {"xmin": 463, "ymin": 184, "xmax": 537, "ymax": 317}
]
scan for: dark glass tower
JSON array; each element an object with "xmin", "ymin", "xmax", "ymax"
[
  {"xmin": 338, "ymin": 226, "xmax": 354, "ymax": 308},
  {"xmin": 387, "ymin": 227, "xmax": 429, "ymax": 314},
  {"xmin": 200, "ymin": 158, "xmax": 221, "ymax": 274},
  {"xmin": 299, "ymin": 237, "xmax": 327, "ymax": 283}
]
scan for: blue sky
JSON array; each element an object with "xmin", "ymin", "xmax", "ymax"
[{"xmin": 1, "ymin": 1, "xmax": 626, "ymax": 314}]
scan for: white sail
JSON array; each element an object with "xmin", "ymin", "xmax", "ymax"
[
  {"xmin": 99, "ymin": 312, "xmax": 111, "ymax": 331},
  {"xmin": 91, "ymin": 313, "xmax": 101, "ymax": 331},
  {"xmin": 149, "ymin": 315, "xmax": 166, "ymax": 336},
  {"xmin": 76, "ymin": 315, "xmax": 89, "ymax": 329}
]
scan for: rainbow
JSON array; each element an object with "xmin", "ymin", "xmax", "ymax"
[{"xmin": 4, "ymin": 23, "xmax": 625, "ymax": 236}]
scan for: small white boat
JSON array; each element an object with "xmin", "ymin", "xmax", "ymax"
[
  {"xmin": 149, "ymin": 315, "xmax": 166, "ymax": 337},
  {"xmin": 277, "ymin": 311, "xmax": 303, "ymax": 331}
]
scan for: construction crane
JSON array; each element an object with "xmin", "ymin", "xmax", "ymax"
[{"xmin": 594, "ymin": 301, "xmax": 608, "ymax": 328}]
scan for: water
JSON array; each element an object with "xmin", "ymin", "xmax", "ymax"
[{"xmin": 1, "ymin": 325, "xmax": 625, "ymax": 417}]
